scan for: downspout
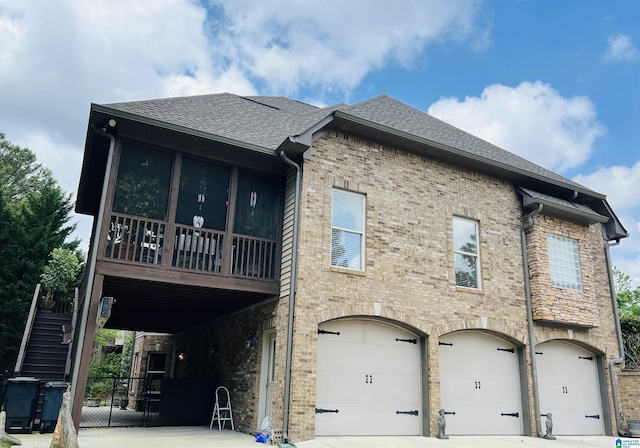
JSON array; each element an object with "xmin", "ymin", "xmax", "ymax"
[
  {"xmin": 521, "ymin": 203, "xmax": 545, "ymax": 437},
  {"xmin": 604, "ymin": 238, "xmax": 628, "ymax": 437},
  {"xmin": 278, "ymin": 148, "xmax": 301, "ymax": 443},
  {"xmin": 70, "ymin": 123, "xmax": 115, "ymax": 403}
]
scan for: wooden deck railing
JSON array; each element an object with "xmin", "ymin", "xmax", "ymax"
[{"xmin": 103, "ymin": 212, "xmax": 278, "ymax": 282}]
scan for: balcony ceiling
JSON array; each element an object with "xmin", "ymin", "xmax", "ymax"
[{"xmin": 100, "ymin": 276, "xmax": 276, "ymax": 334}]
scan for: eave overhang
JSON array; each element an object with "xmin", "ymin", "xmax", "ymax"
[
  {"xmin": 76, "ymin": 103, "xmax": 285, "ymax": 216},
  {"xmin": 517, "ymin": 187, "xmax": 609, "ymax": 225}
]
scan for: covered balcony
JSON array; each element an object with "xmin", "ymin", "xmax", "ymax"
[{"xmin": 89, "ymin": 140, "xmax": 283, "ymax": 333}]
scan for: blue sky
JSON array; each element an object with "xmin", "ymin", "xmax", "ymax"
[{"xmin": 1, "ymin": 0, "xmax": 639, "ymax": 285}]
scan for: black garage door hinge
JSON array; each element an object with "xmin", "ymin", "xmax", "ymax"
[
  {"xmin": 497, "ymin": 347, "xmax": 515, "ymax": 353},
  {"xmin": 395, "ymin": 338, "xmax": 417, "ymax": 344},
  {"xmin": 316, "ymin": 408, "xmax": 339, "ymax": 414},
  {"xmin": 396, "ymin": 410, "xmax": 419, "ymax": 416}
]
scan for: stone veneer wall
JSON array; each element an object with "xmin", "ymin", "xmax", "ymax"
[
  {"xmin": 276, "ymin": 130, "xmax": 621, "ymax": 441},
  {"xmin": 173, "ymin": 299, "xmax": 279, "ymax": 435},
  {"xmin": 526, "ymin": 214, "xmax": 600, "ymax": 327},
  {"xmin": 128, "ymin": 333, "xmax": 174, "ymax": 409}
]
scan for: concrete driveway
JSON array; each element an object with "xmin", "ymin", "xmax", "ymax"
[{"xmin": 9, "ymin": 427, "xmax": 634, "ymax": 448}]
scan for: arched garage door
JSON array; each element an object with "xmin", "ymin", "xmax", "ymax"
[
  {"xmin": 536, "ymin": 341, "xmax": 604, "ymax": 435},
  {"xmin": 315, "ymin": 319, "xmax": 422, "ymax": 436},
  {"xmin": 439, "ymin": 331, "xmax": 524, "ymax": 435}
]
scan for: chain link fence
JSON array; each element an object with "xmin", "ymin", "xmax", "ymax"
[{"xmin": 80, "ymin": 376, "xmax": 160, "ymax": 428}]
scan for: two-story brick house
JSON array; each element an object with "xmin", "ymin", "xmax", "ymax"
[{"xmin": 71, "ymin": 93, "xmax": 629, "ymax": 441}]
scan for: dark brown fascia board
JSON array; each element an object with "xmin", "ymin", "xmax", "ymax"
[
  {"xmin": 523, "ymin": 196, "xmax": 610, "ymax": 225},
  {"xmin": 332, "ymin": 110, "xmax": 606, "ymax": 202},
  {"xmin": 91, "ymin": 103, "xmax": 277, "ymax": 157}
]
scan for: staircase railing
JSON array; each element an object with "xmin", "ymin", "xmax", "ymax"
[
  {"xmin": 14, "ymin": 284, "xmax": 41, "ymax": 375},
  {"xmin": 64, "ymin": 288, "xmax": 79, "ymax": 379}
]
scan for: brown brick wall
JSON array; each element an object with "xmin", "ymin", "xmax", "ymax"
[
  {"xmin": 173, "ymin": 299, "xmax": 278, "ymax": 434},
  {"xmin": 168, "ymin": 129, "xmax": 623, "ymax": 441},
  {"xmin": 618, "ymin": 370, "xmax": 640, "ymax": 422},
  {"xmin": 280, "ymin": 131, "xmax": 620, "ymax": 440}
]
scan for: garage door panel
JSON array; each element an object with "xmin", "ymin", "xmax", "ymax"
[
  {"xmin": 373, "ymin": 372, "xmax": 421, "ymax": 406},
  {"xmin": 316, "ymin": 320, "xmax": 422, "ymax": 436},
  {"xmin": 550, "ymin": 411, "xmax": 603, "ymax": 436},
  {"xmin": 445, "ymin": 405, "xmax": 522, "ymax": 435},
  {"xmin": 316, "ymin": 371, "xmax": 370, "ymax": 404},
  {"xmin": 315, "ymin": 402, "xmax": 421, "ymax": 436},
  {"xmin": 439, "ymin": 331, "xmax": 523, "ymax": 436},
  {"xmin": 536, "ymin": 341, "xmax": 604, "ymax": 435}
]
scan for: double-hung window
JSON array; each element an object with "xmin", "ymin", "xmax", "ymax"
[
  {"xmin": 453, "ymin": 217, "xmax": 480, "ymax": 289},
  {"xmin": 331, "ymin": 189, "xmax": 365, "ymax": 270},
  {"xmin": 547, "ymin": 234, "xmax": 583, "ymax": 290}
]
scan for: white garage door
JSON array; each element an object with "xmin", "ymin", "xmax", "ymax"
[
  {"xmin": 536, "ymin": 341, "xmax": 604, "ymax": 435},
  {"xmin": 315, "ymin": 319, "xmax": 422, "ymax": 436},
  {"xmin": 439, "ymin": 331, "xmax": 523, "ymax": 435}
]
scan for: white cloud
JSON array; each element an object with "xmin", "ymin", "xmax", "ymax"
[
  {"xmin": 573, "ymin": 161, "xmax": 640, "ymax": 211},
  {"xmin": 574, "ymin": 163, "xmax": 640, "ymax": 286},
  {"xmin": 211, "ymin": 0, "xmax": 485, "ymax": 96},
  {"xmin": 428, "ymin": 81, "xmax": 606, "ymax": 173},
  {"xmin": 0, "ymin": 0, "xmax": 487, "ymax": 251},
  {"xmin": 603, "ymin": 33, "xmax": 639, "ymax": 62}
]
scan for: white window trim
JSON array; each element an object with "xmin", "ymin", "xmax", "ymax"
[
  {"xmin": 453, "ymin": 217, "xmax": 481, "ymax": 289},
  {"xmin": 331, "ymin": 189, "xmax": 366, "ymax": 271}
]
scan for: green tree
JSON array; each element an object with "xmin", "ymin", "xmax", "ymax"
[
  {"xmin": 40, "ymin": 247, "xmax": 82, "ymax": 302},
  {"xmin": 0, "ymin": 134, "xmax": 80, "ymax": 373},
  {"xmin": 0, "ymin": 132, "xmax": 54, "ymax": 202},
  {"xmin": 614, "ymin": 267, "xmax": 640, "ymax": 318},
  {"xmin": 0, "ymin": 187, "xmax": 25, "ymax": 372},
  {"xmin": 614, "ymin": 267, "xmax": 640, "ymax": 369},
  {"xmin": 86, "ymin": 330, "xmax": 135, "ymax": 401}
]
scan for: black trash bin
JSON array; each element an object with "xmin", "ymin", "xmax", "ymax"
[
  {"xmin": 2, "ymin": 377, "xmax": 40, "ymax": 433},
  {"xmin": 40, "ymin": 381, "xmax": 69, "ymax": 433}
]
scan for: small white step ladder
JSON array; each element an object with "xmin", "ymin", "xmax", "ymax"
[{"xmin": 209, "ymin": 386, "xmax": 234, "ymax": 431}]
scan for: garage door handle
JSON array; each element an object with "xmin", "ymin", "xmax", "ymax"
[
  {"xmin": 585, "ymin": 414, "xmax": 600, "ymax": 419},
  {"xmin": 316, "ymin": 408, "xmax": 339, "ymax": 414},
  {"xmin": 396, "ymin": 410, "xmax": 419, "ymax": 416},
  {"xmin": 395, "ymin": 338, "xmax": 417, "ymax": 344},
  {"xmin": 501, "ymin": 412, "xmax": 519, "ymax": 417}
]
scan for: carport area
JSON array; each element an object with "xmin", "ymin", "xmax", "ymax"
[{"xmin": 11, "ymin": 427, "xmax": 628, "ymax": 448}]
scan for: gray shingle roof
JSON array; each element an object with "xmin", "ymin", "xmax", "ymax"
[
  {"xmin": 340, "ymin": 94, "xmax": 594, "ymax": 194},
  {"xmin": 102, "ymin": 92, "xmax": 593, "ymax": 195},
  {"xmin": 105, "ymin": 93, "xmax": 341, "ymax": 150}
]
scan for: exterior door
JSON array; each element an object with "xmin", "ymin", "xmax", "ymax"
[
  {"xmin": 257, "ymin": 331, "xmax": 276, "ymax": 429},
  {"xmin": 439, "ymin": 331, "xmax": 523, "ymax": 435},
  {"xmin": 315, "ymin": 319, "xmax": 422, "ymax": 436},
  {"xmin": 536, "ymin": 341, "xmax": 604, "ymax": 435}
]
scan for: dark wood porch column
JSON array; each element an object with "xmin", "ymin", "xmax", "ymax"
[{"xmin": 71, "ymin": 274, "xmax": 104, "ymax": 430}]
